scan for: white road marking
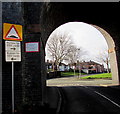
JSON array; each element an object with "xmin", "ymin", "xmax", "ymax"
[{"xmin": 94, "ymin": 91, "xmax": 120, "ymax": 108}]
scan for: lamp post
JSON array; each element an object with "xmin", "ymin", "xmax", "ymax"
[
  {"xmin": 77, "ymin": 48, "xmax": 81, "ymax": 78},
  {"xmin": 79, "ymin": 63, "xmax": 81, "ymax": 78},
  {"xmin": 73, "ymin": 65, "xmax": 75, "ymax": 76}
]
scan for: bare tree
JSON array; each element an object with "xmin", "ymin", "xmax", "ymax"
[
  {"xmin": 65, "ymin": 46, "xmax": 87, "ymax": 64},
  {"xmin": 96, "ymin": 48, "xmax": 110, "ymax": 73},
  {"xmin": 46, "ymin": 32, "xmax": 74, "ymax": 70},
  {"xmin": 65, "ymin": 46, "xmax": 79, "ymax": 64}
]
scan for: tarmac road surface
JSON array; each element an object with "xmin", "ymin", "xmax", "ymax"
[{"xmin": 48, "ymin": 86, "xmax": 120, "ymax": 113}]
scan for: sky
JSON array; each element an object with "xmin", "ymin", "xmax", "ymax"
[{"xmin": 45, "ymin": 22, "xmax": 108, "ymax": 67}]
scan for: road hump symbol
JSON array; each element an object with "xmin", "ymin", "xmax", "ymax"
[
  {"xmin": 6, "ymin": 26, "xmax": 20, "ymax": 39},
  {"xmin": 3, "ymin": 23, "xmax": 23, "ymax": 41}
]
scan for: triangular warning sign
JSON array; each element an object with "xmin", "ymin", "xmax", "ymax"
[
  {"xmin": 5, "ymin": 25, "xmax": 20, "ymax": 39},
  {"xmin": 3, "ymin": 23, "xmax": 22, "ymax": 41}
]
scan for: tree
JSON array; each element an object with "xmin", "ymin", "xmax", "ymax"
[
  {"xmin": 96, "ymin": 48, "xmax": 110, "ymax": 73},
  {"xmin": 46, "ymin": 32, "xmax": 74, "ymax": 70},
  {"xmin": 65, "ymin": 46, "xmax": 87, "ymax": 64}
]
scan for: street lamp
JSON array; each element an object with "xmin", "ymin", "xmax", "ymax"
[
  {"xmin": 77, "ymin": 48, "xmax": 82, "ymax": 78},
  {"xmin": 73, "ymin": 65, "xmax": 76, "ymax": 76},
  {"xmin": 79, "ymin": 62, "xmax": 82, "ymax": 78}
]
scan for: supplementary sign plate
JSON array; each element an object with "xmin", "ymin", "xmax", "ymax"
[{"xmin": 5, "ymin": 41, "xmax": 21, "ymax": 62}]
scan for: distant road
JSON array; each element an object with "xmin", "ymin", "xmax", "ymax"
[{"xmin": 57, "ymin": 86, "xmax": 120, "ymax": 113}]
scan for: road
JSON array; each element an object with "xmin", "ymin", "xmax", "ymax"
[
  {"xmin": 52, "ymin": 86, "xmax": 120, "ymax": 113},
  {"xmin": 46, "ymin": 76, "xmax": 120, "ymax": 113}
]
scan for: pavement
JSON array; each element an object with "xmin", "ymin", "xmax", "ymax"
[{"xmin": 47, "ymin": 75, "xmax": 113, "ymax": 86}]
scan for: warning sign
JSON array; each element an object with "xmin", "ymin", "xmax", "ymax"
[
  {"xmin": 5, "ymin": 41, "xmax": 21, "ymax": 62},
  {"xmin": 3, "ymin": 23, "xmax": 22, "ymax": 41}
]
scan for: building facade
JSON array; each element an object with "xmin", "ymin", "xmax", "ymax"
[{"xmin": 71, "ymin": 61, "xmax": 105, "ymax": 74}]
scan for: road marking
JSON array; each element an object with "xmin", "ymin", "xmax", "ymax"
[
  {"xmin": 94, "ymin": 91, "xmax": 120, "ymax": 108},
  {"xmin": 56, "ymin": 87, "xmax": 62, "ymax": 113}
]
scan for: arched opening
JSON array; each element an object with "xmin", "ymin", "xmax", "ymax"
[
  {"xmin": 93, "ymin": 25, "xmax": 119, "ymax": 85},
  {"xmin": 45, "ymin": 22, "xmax": 119, "ymax": 86}
]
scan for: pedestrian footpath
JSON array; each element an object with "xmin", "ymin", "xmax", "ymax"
[{"xmin": 47, "ymin": 75, "xmax": 113, "ymax": 87}]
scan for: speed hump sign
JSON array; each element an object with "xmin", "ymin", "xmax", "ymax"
[{"xmin": 3, "ymin": 23, "xmax": 23, "ymax": 41}]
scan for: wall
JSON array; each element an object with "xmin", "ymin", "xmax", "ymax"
[
  {"xmin": 22, "ymin": 1, "xmax": 46, "ymax": 109},
  {"xmin": 2, "ymin": 2, "xmax": 24, "ymax": 112}
]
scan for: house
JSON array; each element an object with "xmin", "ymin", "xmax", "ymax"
[
  {"xmin": 59, "ymin": 63, "xmax": 69, "ymax": 71},
  {"xmin": 46, "ymin": 60, "xmax": 69, "ymax": 72},
  {"xmin": 46, "ymin": 60, "xmax": 53, "ymax": 71},
  {"xmin": 69, "ymin": 60, "xmax": 105, "ymax": 74},
  {"xmin": 46, "ymin": 60, "xmax": 105, "ymax": 74}
]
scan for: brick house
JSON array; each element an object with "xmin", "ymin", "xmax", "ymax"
[{"xmin": 70, "ymin": 60, "xmax": 105, "ymax": 74}]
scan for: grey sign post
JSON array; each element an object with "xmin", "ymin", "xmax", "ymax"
[
  {"xmin": 5, "ymin": 41, "xmax": 21, "ymax": 113},
  {"xmin": 0, "ymin": 1, "xmax": 2, "ymax": 113},
  {"xmin": 12, "ymin": 62, "xmax": 14, "ymax": 113}
]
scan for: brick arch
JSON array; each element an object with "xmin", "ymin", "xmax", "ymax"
[
  {"xmin": 92, "ymin": 25, "xmax": 119, "ymax": 84},
  {"xmin": 40, "ymin": 3, "xmax": 120, "ymax": 106}
]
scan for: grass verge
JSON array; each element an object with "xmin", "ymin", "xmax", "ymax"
[
  {"xmin": 61, "ymin": 72, "xmax": 86, "ymax": 76},
  {"xmin": 80, "ymin": 73, "xmax": 112, "ymax": 79}
]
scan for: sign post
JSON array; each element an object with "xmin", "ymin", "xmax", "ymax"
[
  {"xmin": 3, "ymin": 23, "xmax": 22, "ymax": 113},
  {"xmin": 5, "ymin": 41, "xmax": 21, "ymax": 113},
  {"xmin": 12, "ymin": 62, "xmax": 14, "ymax": 113}
]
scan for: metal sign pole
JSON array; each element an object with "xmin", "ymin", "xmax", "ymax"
[
  {"xmin": 12, "ymin": 62, "xmax": 14, "ymax": 113},
  {"xmin": 4, "ymin": 23, "xmax": 22, "ymax": 113}
]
